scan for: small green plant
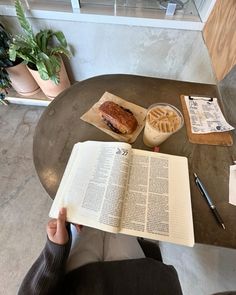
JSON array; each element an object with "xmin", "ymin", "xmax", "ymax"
[
  {"xmin": 0, "ymin": 24, "xmax": 14, "ymax": 101},
  {"xmin": 0, "ymin": 69, "xmax": 11, "ymax": 102},
  {"xmin": 9, "ymin": 0, "xmax": 71, "ymax": 85}
]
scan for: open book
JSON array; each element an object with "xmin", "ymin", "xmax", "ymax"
[{"xmin": 49, "ymin": 141, "xmax": 194, "ymax": 247}]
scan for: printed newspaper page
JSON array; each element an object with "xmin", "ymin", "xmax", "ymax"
[
  {"xmin": 49, "ymin": 141, "xmax": 131, "ymax": 233},
  {"xmin": 120, "ymin": 149, "xmax": 194, "ymax": 247}
]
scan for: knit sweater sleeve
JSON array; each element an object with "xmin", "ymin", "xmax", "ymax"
[{"xmin": 18, "ymin": 234, "xmax": 71, "ymax": 295}]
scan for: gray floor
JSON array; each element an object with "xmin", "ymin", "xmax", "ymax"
[
  {"xmin": 1, "ymin": 84, "xmax": 236, "ymax": 294},
  {"xmin": 0, "ymin": 105, "xmax": 52, "ymax": 294}
]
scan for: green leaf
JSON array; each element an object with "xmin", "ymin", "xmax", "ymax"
[
  {"xmin": 0, "ymin": 68, "xmax": 11, "ymax": 90},
  {"xmin": 15, "ymin": 0, "xmax": 34, "ymax": 38},
  {"xmin": 36, "ymin": 60, "xmax": 50, "ymax": 80},
  {"xmin": 36, "ymin": 52, "xmax": 59, "ymax": 83},
  {"xmin": 8, "ymin": 46, "xmax": 17, "ymax": 61},
  {"xmin": 50, "ymin": 46, "xmax": 71, "ymax": 58},
  {"xmin": 36, "ymin": 30, "xmax": 52, "ymax": 52},
  {"xmin": 50, "ymin": 74, "xmax": 60, "ymax": 85},
  {"xmin": 53, "ymin": 31, "xmax": 67, "ymax": 48}
]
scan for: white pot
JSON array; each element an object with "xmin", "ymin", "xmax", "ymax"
[
  {"xmin": 6, "ymin": 63, "xmax": 40, "ymax": 97},
  {"xmin": 27, "ymin": 58, "xmax": 71, "ymax": 100}
]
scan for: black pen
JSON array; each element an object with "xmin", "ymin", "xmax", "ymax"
[{"xmin": 193, "ymin": 173, "xmax": 226, "ymax": 230}]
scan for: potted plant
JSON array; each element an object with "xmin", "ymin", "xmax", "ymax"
[
  {"xmin": 0, "ymin": 23, "xmax": 40, "ymax": 98},
  {"xmin": 0, "ymin": 69, "xmax": 11, "ymax": 104},
  {"xmin": 9, "ymin": 0, "xmax": 72, "ymax": 99}
]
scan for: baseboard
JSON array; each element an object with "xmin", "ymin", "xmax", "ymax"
[{"xmin": 5, "ymin": 88, "xmax": 51, "ymax": 107}]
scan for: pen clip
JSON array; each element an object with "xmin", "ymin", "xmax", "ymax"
[{"xmin": 189, "ymin": 96, "xmax": 213, "ymax": 102}]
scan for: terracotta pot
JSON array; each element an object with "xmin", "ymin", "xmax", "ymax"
[
  {"xmin": 6, "ymin": 63, "xmax": 40, "ymax": 97},
  {"xmin": 27, "ymin": 57, "xmax": 71, "ymax": 100}
]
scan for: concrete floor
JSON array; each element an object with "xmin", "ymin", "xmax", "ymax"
[
  {"xmin": 0, "ymin": 105, "xmax": 52, "ymax": 294},
  {"xmin": 1, "ymin": 103, "xmax": 236, "ymax": 295}
]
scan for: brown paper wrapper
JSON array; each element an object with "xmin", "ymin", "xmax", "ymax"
[{"xmin": 80, "ymin": 92, "xmax": 147, "ymax": 143}]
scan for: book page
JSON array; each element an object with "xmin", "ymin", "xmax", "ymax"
[
  {"xmin": 120, "ymin": 149, "xmax": 194, "ymax": 247},
  {"xmin": 49, "ymin": 141, "xmax": 131, "ymax": 233}
]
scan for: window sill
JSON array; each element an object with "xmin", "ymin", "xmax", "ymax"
[{"xmin": 0, "ymin": 4, "xmax": 204, "ymax": 31}]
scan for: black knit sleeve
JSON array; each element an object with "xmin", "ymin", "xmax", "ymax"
[{"xmin": 18, "ymin": 228, "xmax": 71, "ymax": 295}]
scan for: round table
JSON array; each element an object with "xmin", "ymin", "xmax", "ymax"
[{"xmin": 33, "ymin": 74, "xmax": 236, "ymax": 248}]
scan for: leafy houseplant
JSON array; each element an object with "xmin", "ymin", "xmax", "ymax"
[
  {"xmin": 0, "ymin": 24, "xmax": 14, "ymax": 101},
  {"xmin": 0, "ymin": 69, "xmax": 11, "ymax": 103},
  {"xmin": 0, "ymin": 22, "xmax": 40, "ymax": 98},
  {"xmin": 9, "ymin": 0, "xmax": 71, "ymax": 86}
]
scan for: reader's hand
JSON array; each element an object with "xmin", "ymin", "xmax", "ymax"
[{"xmin": 47, "ymin": 207, "xmax": 69, "ymax": 245}]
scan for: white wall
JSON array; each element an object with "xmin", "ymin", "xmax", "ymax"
[{"xmin": 2, "ymin": 16, "xmax": 216, "ymax": 84}]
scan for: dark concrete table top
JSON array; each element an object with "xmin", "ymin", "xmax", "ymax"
[{"xmin": 33, "ymin": 74, "xmax": 236, "ymax": 249}]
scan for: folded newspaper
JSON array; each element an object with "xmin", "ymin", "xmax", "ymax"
[{"xmin": 184, "ymin": 96, "xmax": 234, "ymax": 134}]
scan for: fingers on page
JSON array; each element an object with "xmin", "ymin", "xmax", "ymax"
[{"xmin": 57, "ymin": 207, "xmax": 67, "ymax": 228}]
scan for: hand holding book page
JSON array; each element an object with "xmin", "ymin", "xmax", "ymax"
[{"xmin": 49, "ymin": 141, "xmax": 194, "ymax": 247}]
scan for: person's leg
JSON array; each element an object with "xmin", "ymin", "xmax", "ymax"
[
  {"xmin": 66, "ymin": 225, "xmax": 105, "ymax": 273},
  {"xmin": 103, "ymin": 233, "xmax": 145, "ymax": 261}
]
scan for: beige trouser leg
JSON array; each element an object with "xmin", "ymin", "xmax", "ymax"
[
  {"xmin": 66, "ymin": 225, "xmax": 105, "ymax": 273},
  {"xmin": 66, "ymin": 225, "xmax": 145, "ymax": 273},
  {"xmin": 103, "ymin": 232, "xmax": 145, "ymax": 261}
]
